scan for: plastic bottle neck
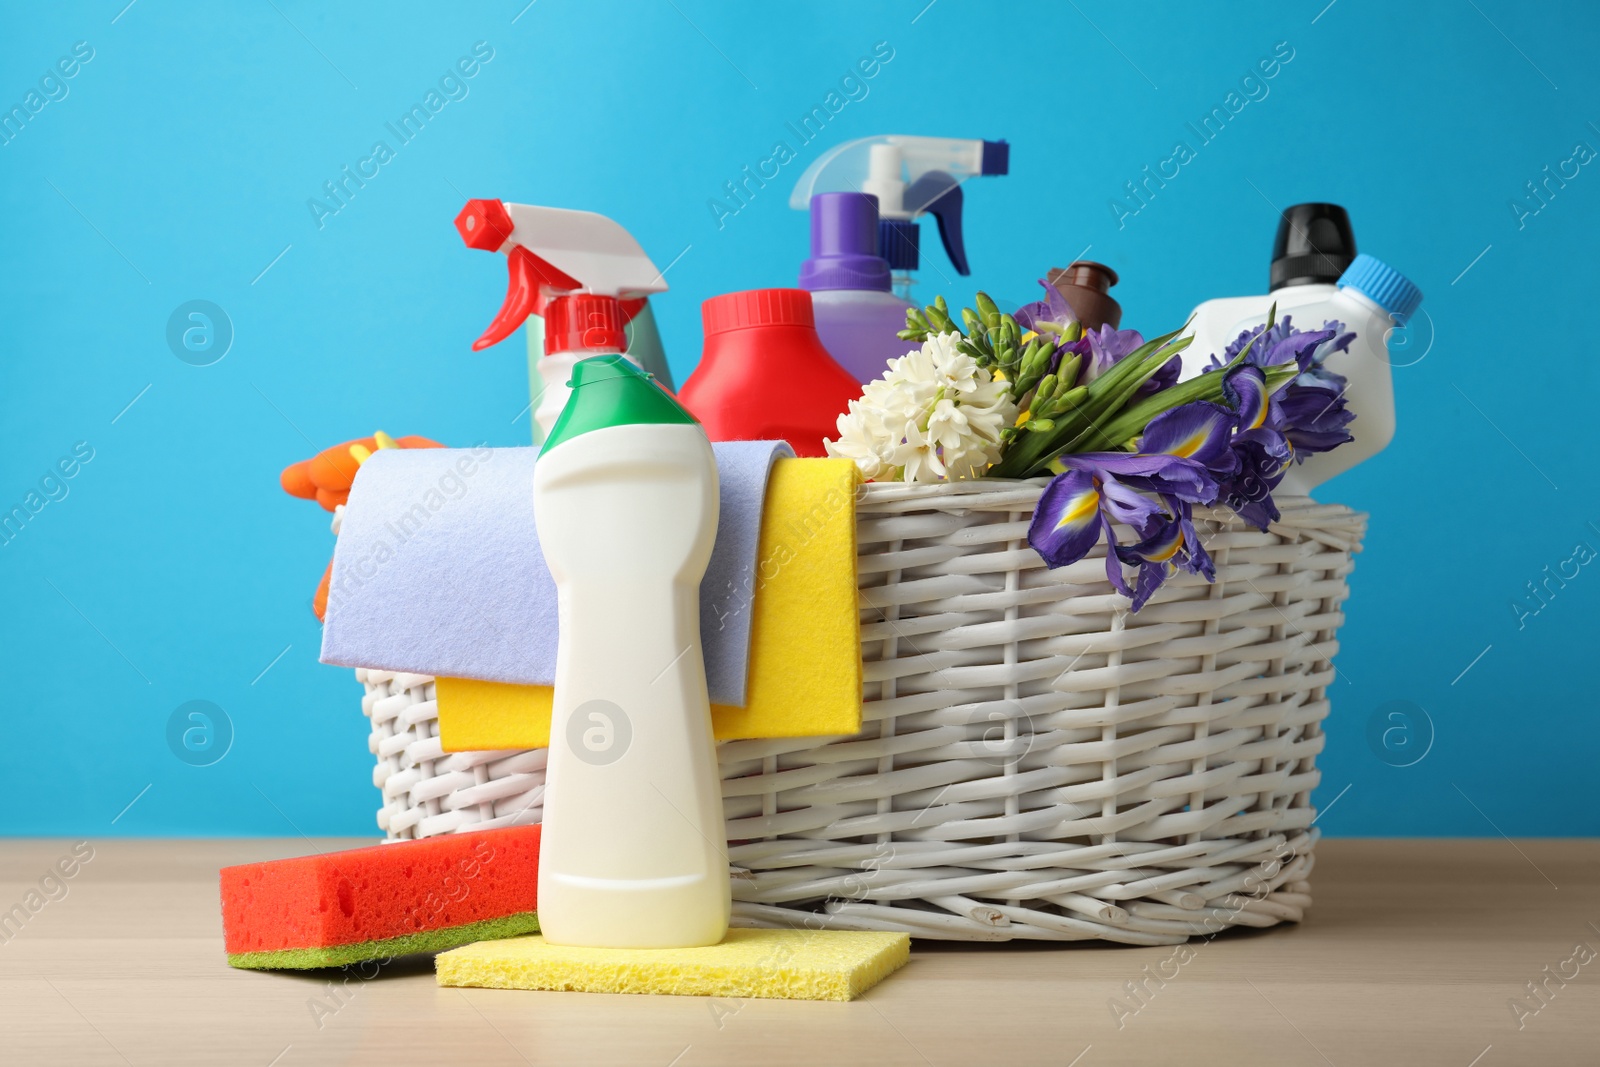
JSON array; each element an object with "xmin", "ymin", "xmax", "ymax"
[{"xmin": 1268, "ymin": 280, "xmax": 1338, "ymax": 300}]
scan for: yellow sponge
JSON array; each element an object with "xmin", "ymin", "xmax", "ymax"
[
  {"xmin": 435, "ymin": 929, "xmax": 909, "ymax": 1002},
  {"xmin": 436, "ymin": 457, "xmax": 863, "ymax": 749}
]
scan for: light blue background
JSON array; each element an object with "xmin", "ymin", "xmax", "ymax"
[{"xmin": 2, "ymin": 1, "xmax": 1594, "ymax": 837}]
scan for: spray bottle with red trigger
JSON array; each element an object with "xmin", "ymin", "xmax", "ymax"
[{"xmin": 455, "ymin": 199, "xmax": 673, "ymax": 439}]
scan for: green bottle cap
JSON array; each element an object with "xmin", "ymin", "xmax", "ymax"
[{"xmin": 541, "ymin": 355, "xmax": 697, "ymax": 453}]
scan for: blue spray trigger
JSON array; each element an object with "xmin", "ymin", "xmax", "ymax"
[
  {"xmin": 981, "ymin": 139, "xmax": 1010, "ymax": 176},
  {"xmin": 904, "ymin": 172, "xmax": 969, "ymax": 276}
]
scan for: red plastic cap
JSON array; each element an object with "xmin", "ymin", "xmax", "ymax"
[
  {"xmin": 702, "ymin": 288, "xmax": 815, "ymax": 336},
  {"xmin": 545, "ymin": 294, "xmax": 627, "ymax": 354},
  {"xmin": 456, "ymin": 198, "xmax": 515, "ymax": 251}
]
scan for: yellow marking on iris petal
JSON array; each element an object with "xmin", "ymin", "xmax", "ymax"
[
  {"xmin": 1147, "ymin": 528, "xmax": 1184, "ymax": 563},
  {"xmin": 1171, "ymin": 424, "xmax": 1213, "ymax": 458},
  {"xmin": 1054, "ymin": 489, "xmax": 1099, "ymax": 530},
  {"xmin": 1246, "ymin": 402, "xmax": 1268, "ymax": 431}
]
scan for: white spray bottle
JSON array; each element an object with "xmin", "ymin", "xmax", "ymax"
[
  {"xmin": 455, "ymin": 199, "xmax": 669, "ymax": 438},
  {"xmin": 532, "ymin": 355, "xmax": 729, "ymax": 949},
  {"xmin": 790, "ymin": 135, "xmax": 1010, "ymax": 305}
]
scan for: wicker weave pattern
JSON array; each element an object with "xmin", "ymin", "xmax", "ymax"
[
  {"xmin": 356, "ymin": 481, "xmax": 1363, "ymax": 943},
  {"xmin": 359, "ymin": 670, "xmax": 545, "ymax": 840}
]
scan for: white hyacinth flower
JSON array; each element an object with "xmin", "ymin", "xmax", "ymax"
[{"xmin": 825, "ymin": 332, "xmax": 1016, "ymax": 483}]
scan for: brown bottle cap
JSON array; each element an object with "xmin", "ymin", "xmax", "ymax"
[{"xmin": 1046, "ymin": 261, "xmax": 1122, "ymax": 331}]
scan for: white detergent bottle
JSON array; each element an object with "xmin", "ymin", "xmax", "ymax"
[
  {"xmin": 1181, "ymin": 203, "xmax": 1357, "ymax": 378},
  {"xmin": 533, "ymin": 354, "xmax": 730, "ymax": 949},
  {"xmin": 1278, "ymin": 254, "xmax": 1423, "ymax": 494}
]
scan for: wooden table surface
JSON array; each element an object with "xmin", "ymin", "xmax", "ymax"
[{"xmin": 1, "ymin": 838, "xmax": 1596, "ymax": 1066}]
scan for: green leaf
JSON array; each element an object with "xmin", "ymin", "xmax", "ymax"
[
  {"xmin": 993, "ymin": 334, "xmax": 1194, "ymax": 477},
  {"xmin": 1093, "ymin": 358, "xmax": 1298, "ymax": 452},
  {"xmin": 992, "ymin": 384, "xmax": 1094, "ymax": 477},
  {"xmin": 1071, "ymin": 338, "xmax": 1193, "ymax": 444},
  {"xmin": 1085, "ymin": 325, "xmax": 1189, "ymax": 399}
]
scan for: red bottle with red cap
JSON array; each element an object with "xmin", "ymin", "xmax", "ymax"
[{"xmin": 679, "ymin": 289, "xmax": 864, "ymax": 458}]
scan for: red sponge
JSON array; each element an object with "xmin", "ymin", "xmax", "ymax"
[{"xmin": 221, "ymin": 825, "xmax": 540, "ymax": 969}]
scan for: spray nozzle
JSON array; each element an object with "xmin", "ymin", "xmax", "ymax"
[
  {"xmin": 455, "ymin": 199, "xmax": 667, "ymax": 354},
  {"xmin": 902, "ymin": 172, "xmax": 967, "ymax": 274},
  {"xmin": 789, "ymin": 136, "xmax": 1007, "ymax": 277}
]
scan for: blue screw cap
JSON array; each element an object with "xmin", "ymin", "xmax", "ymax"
[{"xmin": 1338, "ymin": 254, "xmax": 1422, "ymax": 324}]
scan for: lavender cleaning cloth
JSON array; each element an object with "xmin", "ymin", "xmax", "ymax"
[{"xmin": 319, "ymin": 439, "xmax": 793, "ymax": 707}]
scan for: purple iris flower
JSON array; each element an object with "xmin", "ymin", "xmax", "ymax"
[
  {"xmin": 1026, "ymin": 315, "xmax": 1366, "ymax": 605},
  {"xmin": 1080, "ymin": 323, "xmax": 1176, "ymax": 397},
  {"xmin": 1279, "ymin": 379, "xmax": 1355, "ymax": 456},
  {"xmin": 1223, "ymin": 438, "xmax": 1291, "ymax": 529},
  {"xmin": 1215, "ymin": 365, "xmax": 1294, "ymax": 529},
  {"xmin": 1011, "ymin": 279, "xmax": 1177, "ymax": 399},
  {"xmin": 1014, "ymin": 279, "xmax": 1076, "ymax": 335},
  {"xmin": 1049, "ymin": 333, "xmax": 1091, "ymax": 380},
  {"xmin": 1203, "ymin": 317, "xmax": 1357, "ymax": 522},
  {"xmin": 1305, "ymin": 322, "xmax": 1356, "ymax": 379},
  {"xmin": 1080, "ymin": 323, "xmax": 1145, "ymax": 378},
  {"xmin": 1145, "ymin": 352, "xmax": 1183, "ymax": 395},
  {"xmin": 1015, "ymin": 283, "xmax": 1177, "ymax": 395},
  {"xmin": 1206, "ymin": 314, "xmax": 1338, "ymax": 374},
  {"xmin": 1028, "ymin": 402, "xmax": 1233, "ymax": 609},
  {"xmin": 1115, "ymin": 500, "xmax": 1217, "ymax": 609}
]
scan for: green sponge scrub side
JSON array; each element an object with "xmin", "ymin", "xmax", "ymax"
[{"xmin": 227, "ymin": 911, "xmax": 541, "ymax": 970}]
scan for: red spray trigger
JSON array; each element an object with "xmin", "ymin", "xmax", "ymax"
[
  {"xmin": 472, "ymin": 247, "xmax": 585, "ymax": 351},
  {"xmin": 458, "ymin": 198, "xmax": 585, "ymax": 351}
]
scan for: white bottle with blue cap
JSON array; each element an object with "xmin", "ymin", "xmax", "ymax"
[{"xmin": 1277, "ymin": 253, "xmax": 1424, "ymax": 495}]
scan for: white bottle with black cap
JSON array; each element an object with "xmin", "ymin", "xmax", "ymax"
[{"xmin": 1179, "ymin": 203, "xmax": 1358, "ymax": 379}]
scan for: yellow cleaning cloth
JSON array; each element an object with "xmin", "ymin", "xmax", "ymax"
[
  {"xmin": 436, "ymin": 929, "xmax": 909, "ymax": 1001},
  {"xmin": 436, "ymin": 457, "xmax": 862, "ymax": 749}
]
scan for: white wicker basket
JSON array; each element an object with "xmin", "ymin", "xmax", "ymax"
[{"xmin": 356, "ymin": 479, "xmax": 1364, "ymax": 943}]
